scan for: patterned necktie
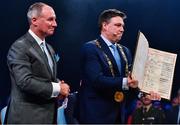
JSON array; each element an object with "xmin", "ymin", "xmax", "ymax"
[
  {"xmin": 41, "ymin": 42, "xmax": 53, "ymax": 73},
  {"xmin": 110, "ymin": 44, "xmax": 121, "ymax": 73}
]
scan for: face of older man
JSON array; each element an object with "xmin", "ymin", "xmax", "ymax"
[{"xmin": 32, "ymin": 5, "xmax": 57, "ymax": 39}]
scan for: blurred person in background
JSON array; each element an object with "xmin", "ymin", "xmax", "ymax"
[
  {"xmin": 166, "ymin": 88, "xmax": 180, "ymax": 124},
  {"xmin": 132, "ymin": 93, "xmax": 165, "ymax": 124}
]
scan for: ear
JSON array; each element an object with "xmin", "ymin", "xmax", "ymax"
[
  {"xmin": 102, "ymin": 22, "xmax": 108, "ymax": 31},
  {"xmin": 31, "ymin": 17, "xmax": 38, "ymax": 26}
]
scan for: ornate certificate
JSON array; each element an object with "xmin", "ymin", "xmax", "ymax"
[{"xmin": 132, "ymin": 32, "xmax": 177, "ymax": 100}]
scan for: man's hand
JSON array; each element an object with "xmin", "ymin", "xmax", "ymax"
[
  {"xmin": 127, "ymin": 74, "xmax": 138, "ymax": 88},
  {"xmin": 58, "ymin": 80, "xmax": 70, "ymax": 99},
  {"xmin": 146, "ymin": 91, "xmax": 161, "ymax": 101}
]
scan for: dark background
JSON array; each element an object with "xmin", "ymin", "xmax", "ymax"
[{"xmin": 0, "ymin": 0, "xmax": 179, "ymax": 109}]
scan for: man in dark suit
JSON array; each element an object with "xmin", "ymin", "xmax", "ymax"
[
  {"xmin": 79, "ymin": 9, "xmax": 139, "ymax": 124},
  {"xmin": 166, "ymin": 88, "xmax": 180, "ymax": 124},
  {"xmin": 6, "ymin": 2, "xmax": 70, "ymax": 124},
  {"xmin": 132, "ymin": 93, "xmax": 165, "ymax": 124}
]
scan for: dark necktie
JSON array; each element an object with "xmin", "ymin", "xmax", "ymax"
[{"xmin": 143, "ymin": 107, "xmax": 147, "ymax": 114}]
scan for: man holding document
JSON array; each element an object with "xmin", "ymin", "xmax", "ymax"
[{"xmin": 79, "ymin": 9, "xmax": 161, "ymax": 124}]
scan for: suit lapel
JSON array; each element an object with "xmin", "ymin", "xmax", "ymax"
[
  {"xmin": 46, "ymin": 43, "xmax": 57, "ymax": 78},
  {"xmin": 117, "ymin": 46, "xmax": 126, "ymax": 76},
  {"xmin": 26, "ymin": 32, "xmax": 54, "ymax": 77},
  {"xmin": 97, "ymin": 37, "xmax": 120, "ymax": 75}
]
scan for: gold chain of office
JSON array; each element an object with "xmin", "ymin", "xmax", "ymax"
[
  {"xmin": 95, "ymin": 40, "xmax": 129, "ymax": 77},
  {"xmin": 95, "ymin": 39, "xmax": 129, "ymax": 102}
]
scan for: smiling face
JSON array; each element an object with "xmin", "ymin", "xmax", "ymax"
[
  {"xmin": 31, "ymin": 5, "xmax": 57, "ymax": 40},
  {"xmin": 101, "ymin": 16, "xmax": 124, "ymax": 43}
]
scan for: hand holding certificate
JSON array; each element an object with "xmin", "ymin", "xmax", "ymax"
[{"xmin": 132, "ymin": 31, "xmax": 177, "ymax": 100}]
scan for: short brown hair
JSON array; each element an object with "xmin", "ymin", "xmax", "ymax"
[{"xmin": 98, "ymin": 9, "xmax": 126, "ymax": 30}]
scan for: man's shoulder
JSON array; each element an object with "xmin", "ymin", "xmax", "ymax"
[
  {"xmin": 9, "ymin": 33, "xmax": 32, "ymax": 52},
  {"xmin": 84, "ymin": 39, "xmax": 97, "ymax": 45},
  {"xmin": 81, "ymin": 39, "xmax": 102, "ymax": 55},
  {"xmin": 13, "ymin": 32, "xmax": 31, "ymax": 44},
  {"xmin": 82, "ymin": 39, "xmax": 98, "ymax": 48},
  {"xmin": 117, "ymin": 44, "xmax": 131, "ymax": 57},
  {"xmin": 117, "ymin": 43, "xmax": 129, "ymax": 50},
  {"xmin": 133, "ymin": 107, "xmax": 143, "ymax": 115}
]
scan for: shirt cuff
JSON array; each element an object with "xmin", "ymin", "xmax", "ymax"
[
  {"xmin": 51, "ymin": 82, "xmax": 61, "ymax": 97},
  {"xmin": 122, "ymin": 77, "xmax": 129, "ymax": 90},
  {"xmin": 138, "ymin": 92, "xmax": 144, "ymax": 99}
]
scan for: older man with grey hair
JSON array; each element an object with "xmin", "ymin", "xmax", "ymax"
[{"xmin": 5, "ymin": 2, "xmax": 70, "ymax": 124}]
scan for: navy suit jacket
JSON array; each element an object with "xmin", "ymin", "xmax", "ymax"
[
  {"xmin": 166, "ymin": 105, "xmax": 179, "ymax": 123},
  {"xmin": 6, "ymin": 32, "xmax": 58, "ymax": 124},
  {"xmin": 79, "ymin": 36, "xmax": 138, "ymax": 123}
]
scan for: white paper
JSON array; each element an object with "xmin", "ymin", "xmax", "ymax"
[{"xmin": 132, "ymin": 32, "xmax": 177, "ymax": 100}]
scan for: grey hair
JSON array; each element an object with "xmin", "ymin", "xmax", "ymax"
[{"xmin": 27, "ymin": 2, "xmax": 48, "ymax": 24}]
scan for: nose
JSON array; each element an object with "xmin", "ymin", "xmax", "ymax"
[
  {"xmin": 120, "ymin": 26, "xmax": 124, "ymax": 32},
  {"xmin": 52, "ymin": 20, "xmax": 57, "ymax": 27}
]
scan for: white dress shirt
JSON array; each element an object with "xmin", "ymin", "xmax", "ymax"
[
  {"xmin": 28, "ymin": 29, "xmax": 60, "ymax": 97},
  {"xmin": 101, "ymin": 34, "xmax": 129, "ymax": 90}
]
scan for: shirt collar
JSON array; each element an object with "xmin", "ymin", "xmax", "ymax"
[
  {"xmin": 143, "ymin": 103, "xmax": 152, "ymax": 112},
  {"xmin": 28, "ymin": 29, "xmax": 45, "ymax": 46},
  {"xmin": 100, "ymin": 34, "xmax": 116, "ymax": 47}
]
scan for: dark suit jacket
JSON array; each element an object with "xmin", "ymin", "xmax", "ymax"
[
  {"xmin": 6, "ymin": 32, "xmax": 58, "ymax": 124},
  {"xmin": 132, "ymin": 105, "xmax": 166, "ymax": 124},
  {"xmin": 64, "ymin": 92, "xmax": 79, "ymax": 124},
  {"xmin": 79, "ymin": 36, "xmax": 138, "ymax": 124},
  {"xmin": 166, "ymin": 105, "xmax": 179, "ymax": 124}
]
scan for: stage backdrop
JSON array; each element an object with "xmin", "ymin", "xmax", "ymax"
[{"xmin": 0, "ymin": 0, "xmax": 179, "ymax": 109}]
